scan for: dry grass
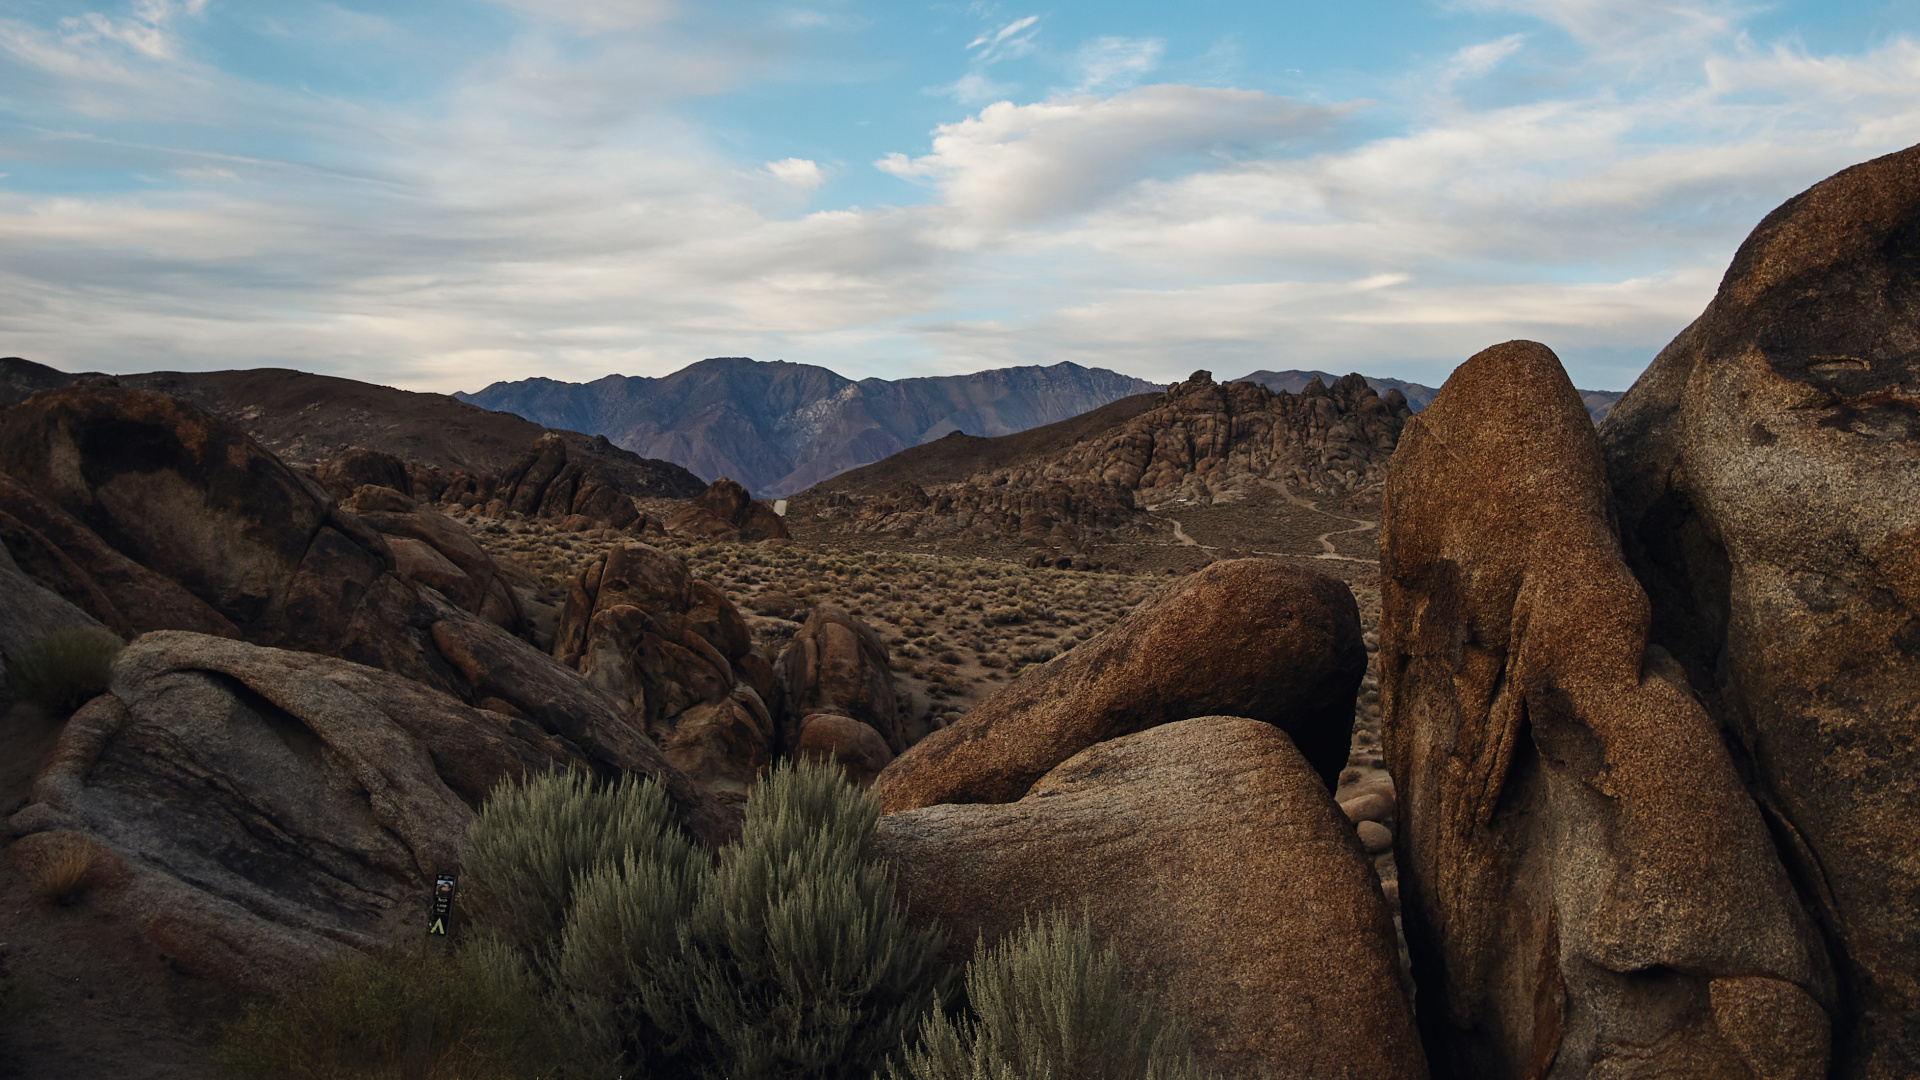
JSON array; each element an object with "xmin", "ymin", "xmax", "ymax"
[{"xmin": 26, "ymin": 833, "xmax": 98, "ymax": 906}]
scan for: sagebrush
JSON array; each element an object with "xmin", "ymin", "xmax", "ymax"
[
  {"xmin": 885, "ymin": 912, "xmax": 1210, "ymax": 1080},
  {"xmin": 4, "ymin": 626, "xmax": 121, "ymax": 715}
]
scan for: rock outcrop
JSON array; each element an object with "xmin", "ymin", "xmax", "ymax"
[
  {"xmin": 1380, "ymin": 340, "xmax": 1832, "ymax": 1079},
  {"xmin": 5, "ymin": 632, "xmax": 732, "ymax": 992},
  {"xmin": 552, "ymin": 544, "xmax": 773, "ymax": 795},
  {"xmin": 664, "ymin": 477, "xmax": 791, "ymax": 542},
  {"xmin": 0, "ymin": 539, "xmax": 105, "ymax": 693},
  {"xmin": 773, "ymin": 603, "xmax": 901, "ymax": 756},
  {"xmin": 875, "ymin": 716, "xmax": 1425, "ymax": 1080},
  {"xmin": 820, "ymin": 370, "xmax": 1411, "ymax": 551},
  {"xmin": 340, "ymin": 484, "xmax": 525, "ymax": 631},
  {"xmin": 1601, "ymin": 144, "xmax": 1920, "ymax": 1078},
  {"xmin": 876, "ymin": 558, "xmax": 1363, "ymax": 812},
  {"xmin": 401, "ymin": 432, "xmax": 653, "ymax": 531}
]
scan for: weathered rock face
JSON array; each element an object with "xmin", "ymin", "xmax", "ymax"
[
  {"xmin": 664, "ymin": 477, "xmax": 791, "ymax": 542},
  {"xmin": 0, "ymin": 469, "xmax": 238, "ymax": 640},
  {"xmin": 773, "ymin": 603, "xmax": 900, "ymax": 754},
  {"xmin": 391, "ymin": 431, "xmax": 665, "ymax": 531},
  {"xmin": 342, "ymin": 485, "xmax": 524, "ymax": 631},
  {"xmin": 826, "ymin": 370, "xmax": 1411, "ymax": 549},
  {"xmin": 1601, "ymin": 145, "xmax": 1920, "ymax": 1078},
  {"xmin": 875, "ymin": 716, "xmax": 1425, "ymax": 1080},
  {"xmin": 0, "ymin": 540, "xmax": 104, "ymax": 688},
  {"xmin": 553, "ymin": 544, "xmax": 772, "ymax": 794},
  {"xmin": 791, "ymin": 712, "xmax": 894, "ymax": 788},
  {"xmin": 876, "ymin": 558, "xmax": 1363, "ymax": 813},
  {"xmin": 4, "ymin": 632, "xmax": 693, "ymax": 992},
  {"xmin": 1380, "ymin": 340, "xmax": 1832, "ymax": 1079}
]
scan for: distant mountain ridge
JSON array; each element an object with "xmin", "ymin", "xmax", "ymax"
[
  {"xmin": 1233, "ymin": 369, "xmax": 1623, "ymax": 424},
  {"xmin": 459, "ymin": 358, "xmax": 1162, "ymax": 497}
]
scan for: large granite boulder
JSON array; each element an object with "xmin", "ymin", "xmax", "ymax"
[
  {"xmin": 5, "ymin": 633, "xmax": 724, "ymax": 991},
  {"xmin": 773, "ymin": 603, "xmax": 900, "ymax": 754},
  {"xmin": 1601, "ymin": 144, "xmax": 1920, "ymax": 1078},
  {"xmin": 875, "ymin": 716, "xmax": 1425, "ymax": 1080},
  {"xmin": 553, "ymin": 544, "xmax": 772, "ymax": 795},
  {"xmin": 1380, "ymin": 340, "xmax": 1832, "ymax": 1079},
  {"xmin": 876, "ymin": 558, "xmax": 1363, "ymax": 812},
  {"xmin": 665, "ymin": 477, "xmax": 791, "ymax": 542},
  {"xmin": 342, "ymin": 484, "xmax": 524, "ymax": 630}
]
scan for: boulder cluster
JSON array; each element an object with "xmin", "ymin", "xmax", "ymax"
[
  {"xmin": 1378, "ymin": 144, "xmax": 1920, "ymax": 1079},
  {"xmin": 822, "ymin": 369, "xmax": 1410, "ymax": 551}
]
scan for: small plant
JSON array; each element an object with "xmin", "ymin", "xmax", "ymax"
[
  {"xmin": 886, "ymin": 913, "xmax": 1210, "ymax": 1080},
  {"xmin": 213, "ymin": 940, "xmax": 575, "ymax": 1080},
  {"xmin": 23, "ymin": 832, "xmax": 100, "ymax": 905},
  {"xmin": 4, "ymin": 627, "xmax": 122, "ymax": 715}
]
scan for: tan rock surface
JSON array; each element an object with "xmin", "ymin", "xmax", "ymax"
[
  {"xmin": 876, "ymin": 557, "xmax": 1364, "ymax": 811},
  {"xmin": 774, "ymin": 603, "xmax": 901, "ymax": 752},
  {"xmin": 1380, "ymin": 340, "xmax": 1831, "ymax": 1079},
  {"xmin": 874, "ymin": 716, "xmax": 1424, "ymax": 1080},
  {"xmin": 1601, "ymin": 143, "xmax": 1920, "ymax": 1079}
]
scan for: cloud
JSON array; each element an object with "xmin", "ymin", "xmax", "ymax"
[
  {"xmin": 762, "ymin": 157, "xmax": 824, "ymax": 189},
  {"xmin": 1073, "ymin": 36, "xmax": 1164, "ymax": 92},
  {"xmin": 875, "ymin": 85, "xmax": 1348, "ymax": 231},
  {"xmin": 484, "ymin": 0, "xmax": 674, "ymax": 33},
  {"xmin": 1442, "ymin": 33, "xmax": 1525, "ymax": 85},
  {"xmin": 967, "ymin": 14, "xmax": 1039, "ymax": 64}
]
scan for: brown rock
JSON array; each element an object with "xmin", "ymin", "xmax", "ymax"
[
  {"xmin": 793, "ymin": 713, "xmax": 894, "ymax": 787},
  {"xmin": 1602, "ymin": 144, "xmax": 1920, "ymax": 1077},
  {"xmin": 1380, "ymin": 340, "xmax": 1831, "ymax": 1078},
  {"xmin": 873, "ymin": 716, "xmax": 1425, "ymax": 1080},
  {"xmin": 552, "ymin": 544, "xmax": 772, "ymax": 794},
  {"xmin": 665, "ymin": 477, "xmax": 791, "ymax": 542},
  {"xmin": 314, "ymin": 448, "xmax": 411, "ymax": 502},
  {"xmin": 774, "ymin": 604, "xmax": 899, "ymax": 753},
  {"xmin": 1356, "ymin": 819, "xmax": 1394, "ymax": 855},
  {"xmin": 876, "ymin": 558, "xmax": 1363, "ymax": 812},
  {"xmin": 0, "ymin": 470, "xmax": 238, "ymax": 639}
]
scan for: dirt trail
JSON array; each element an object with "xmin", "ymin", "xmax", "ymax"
[{"xmin": 1255, "ymin": 478, "xmax": 1378, "ymax": 564}]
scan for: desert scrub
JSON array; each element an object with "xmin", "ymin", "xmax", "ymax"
[
  {"xmin": 4, "ymin": 627, "xmax": 121, "ymax": 715},
  {"xmin": 213, "ymin": 940, "xmax": 575, "ymax": 1080},
  {"xmin": 465, "ymin": 761, "xmax": 949, "ymax": 1080},
  {"xmin": 24, "ymin": 832, "xmax": 102, "ymax": 905},
  {"xmin": 886, "ymin": 913, "xmax": 1210, "ymax": 1080}
]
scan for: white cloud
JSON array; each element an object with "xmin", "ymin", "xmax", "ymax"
[
  {"xmin": 1443, "ymin": 33, "xmax": 1525, "ymax": 85},
  {"xmin": 762, "ymin": 157, "xmax": 824, "ymax": 189},
  {"xmin": 484, "ymin": 0, "xmax": 674, "ymax": 33},
  {"xmin": 929, "ymin": 71, "xmax": 1014, "ymax": 105},
  {"xmin": 967, "ymin": 14, "xmax": 1039, "ymax": 63},
  {"xmin": 875, "ymin": 85, "xmax": 1347, "ymax": 232},
  {"xmin": 1074, "ymin": 35, "xmax": 1164, "ymax": 92}
]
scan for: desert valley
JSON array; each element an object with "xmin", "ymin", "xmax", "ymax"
[{"xmin": 0, "ymin": 142, "xmax": 1918, "ymax": 1080}]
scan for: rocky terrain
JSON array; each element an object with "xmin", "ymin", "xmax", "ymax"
[
  {"xmin": 2, "ymin": 142, "xmax": 1919, "ymax": 1080},
  {"xmin": 458, "ymin": 357, "xmax": 1162, "ymax": 497},
  {"xmin": 1234, "ymin": 368, "xmax": 1625, "ymax": 423}
]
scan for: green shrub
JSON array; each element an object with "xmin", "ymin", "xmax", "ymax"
[
  {"xmin": 885, "ymin": 913, "xmax": 1209, "ymax": 1080},
  {"xmin": 671, "ymin": 758, "xmax": 948, "ymax": 1080},
  {"xmin": 462, "ymin": 770, "xmax": 681, "ymax": 985},
  {"xmin": 4, "ymin": 627, "xmax": 122, "ymax": 715},
  {"xmin": 212, "ymin": 940, "xmax": 576, "ymax": 1080}
]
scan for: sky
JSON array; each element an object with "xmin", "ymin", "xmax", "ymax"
[{"xmin": 2, "ymin": 1, "xmax": 1918, "ymax": 394}]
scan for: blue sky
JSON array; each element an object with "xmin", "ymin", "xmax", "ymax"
[{"xmin": 2, "ymin": 0, "xmax": 1918, "ymax": 393}]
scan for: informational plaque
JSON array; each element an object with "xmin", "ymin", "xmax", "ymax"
[{"xmin": 428, "ymin": 874, "xmax": 456, "ymax": 936}]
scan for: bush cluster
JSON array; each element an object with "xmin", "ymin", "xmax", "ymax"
[
  {"xmin": 219, "ymin": 764, "xmax": 1209, "ymax": 1080},
  {"xmin": 4, "ymin": 626, "xmax": 122, "ymax": 715}
]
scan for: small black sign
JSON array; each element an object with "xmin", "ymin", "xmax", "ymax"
[{"xmin": 428, "ymin": 874, "xmax": 456, "ymax": 936}]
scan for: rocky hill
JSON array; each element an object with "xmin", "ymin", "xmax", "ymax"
[
  {"xmin": 790, "ymin": 370, "xmax": 1410, "ymax": 568},
  {"xmin": 0, "ymin": 357, "xmax": 704, "ymax": 500},
  {"xmin": 1234, "ymin": 367, "xmax": 1624, "ymax": 423},
  {"xmin": 457, "ymin": 357, "xmax": 1161, "ymax": 498}
]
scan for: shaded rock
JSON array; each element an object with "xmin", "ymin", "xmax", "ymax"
[
  {"xmin": 5, "ymin": 632, "xmax": 596, "ymax": 991},
  {"xmin": 495, "ymin": 433, "xmax": 640, "ymax": 530},
  {"xmin": 792, "ymin": 713, "xmax": 894, "ymax": 788},
  {"xmin": 0, "ymin": 469, "xmax": 238, "ymax": 640},
  {"xmin": 348, "ymin": 490, "xmax": 524, "ymax": 630},
  {"xmin": 0, "ymin": 541, "xmax": 105, "ymax": 680},
  {"xmin": 1380, "ymin": 340, "xmax": 1831, "ymax": 1079},
  {"xmin": 665, "ymin": 477, "xmax": 791, "ymax": 542},
  {"xmin": 774, "ymin": 604, "xmax": 899, "ymax": 754},
  {"xmin": 553, "ymin": 544, "xmax": 772, "ymax": 794},
  {"xmin": 1602, "ymin": 144, "xmax": 1920, "ymax": 1079},
  {"xmin": 313, "ymin": 447, "xmax": 411, "ymax": 502},
  {"xmin": 874, "ymin": 716, "xmax": 1425, "ymax": 1080},
  {"xmin": 876, "ymin": 558, "xmax": 1362, "ymax": 812}
]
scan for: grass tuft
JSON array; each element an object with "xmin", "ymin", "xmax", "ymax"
[{"xmin": 5, "ymin": 627, "xmax": 122, "ymax": 716}]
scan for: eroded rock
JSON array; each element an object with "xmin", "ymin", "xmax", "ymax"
[
  {"xmin": 1602, "ymin": 144, "xmax": 1920, "ymax": 1078},
  {"xmin": 1380, "ymin": 340, "xmax": 1832, "ymax": 1079},
  {"xmin": 874, "ymin": 716, "xmax": 1425, "ymax": 1080},
  {"xmin": 774, "ymin": 604, "xmax": 900, "ymax": 753},
  {"xmin": 665, "ymin": 477, "xmax": 791, "ymax": 542},
  {"xmin": 876, "ymin": 558, "xmax": 1363, "ymax": 812}
]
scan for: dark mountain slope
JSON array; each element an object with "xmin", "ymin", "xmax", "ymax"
[{"xmin": 458, "ymin": 357, "xmax": 1161, "ymax": 497}]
